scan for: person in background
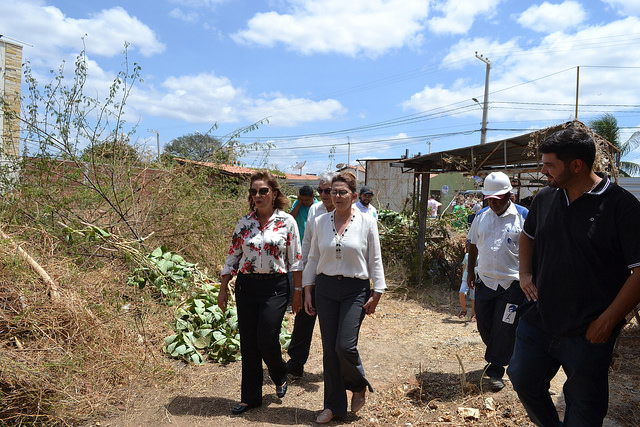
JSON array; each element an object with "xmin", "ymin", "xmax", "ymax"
[
  {"xmin": 467, "ymin": 171, "xmax": 528, "ymax": 392},
  {"xmin": 286, "ymin": 172, "xmax": 336, "ymax": 378},
  {"xmin": 355, "ymin": 185, "xmax": 377, "ymax": 219},
  {"xmin": 303, "ymin": 172, "xmax": 386, "ymax": 424},
  {"xmin": 218, "ymin": 170, "xmax": 303, "ymax": 415},
  {"xmin": 508, "ymin": 126, "xmax": 640, "ymax": 427},
  {"xmin": 427, "ymin": 195, "xmax": 442, "ymax": 218},
  {"xmin": 289, "ymin": 185, "xmax": 317, "ymax": 242},
  {"xmin": 458, "ymin": 241, "xmax": 476, "ymax": 321}
]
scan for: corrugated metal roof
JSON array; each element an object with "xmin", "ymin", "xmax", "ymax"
[{"xmin": 398, "ymin": 120, "xmax": 618, "ymax": 176}]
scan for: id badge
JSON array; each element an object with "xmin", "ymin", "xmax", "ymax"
[{"xmin": 502, "ymin": 303, "xmax": 518, "ymax": 324}]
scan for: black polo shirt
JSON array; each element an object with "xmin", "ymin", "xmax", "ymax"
[{"xmin": 523, "ymin": 174, "xmax": 640, "ymax": 336}]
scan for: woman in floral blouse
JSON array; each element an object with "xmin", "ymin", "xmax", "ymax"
[{"xmin": 218, "ymin": 170, "xmax": 303, "ymax": 415}]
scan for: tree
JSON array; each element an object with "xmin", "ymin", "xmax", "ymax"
[
  {"xmin": 588, "ymin": 113, "xmax": 640, "ymax": 177},
  {"xmin": 81, "ymin": 137, "xmax": 141, "ymax": 164},
  {"xmin": 163, "ymin": 132, "xmax": 232, "ymax": 163}
]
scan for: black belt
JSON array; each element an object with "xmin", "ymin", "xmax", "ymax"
[{"xmin": 242, "ymin": 273, "xmax": 285, "ymax": 280}]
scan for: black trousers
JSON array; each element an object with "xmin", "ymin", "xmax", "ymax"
[
  {"xmin": 315, "ymin": 274, "xmax": 372, "ymax": 418},
  {"xmin": 475, "ymin": 279, "xmax": 525, "ymax": 378},
  {"xmin": 235, "ymin": 273, "xmax": 289, "ymax": 407},
  {"xmin": 287, "ymin": 286, "xmax": 316, "ymax": 370}
]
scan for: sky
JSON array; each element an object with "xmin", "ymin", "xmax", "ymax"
[{"xmin": 2, "ymin": 0, "xmax": 640, "ymax": 175}]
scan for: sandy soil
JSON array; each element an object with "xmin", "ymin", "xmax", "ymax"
[{"xmin": 92, "ymin": 292, "xmax": 639, "ymax": 426}]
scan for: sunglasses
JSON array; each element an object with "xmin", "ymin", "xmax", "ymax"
[
  {"xmin": 330, "ymin": 190, "xmax": 351, "ymax": 197},
  {"xmin": 249, "ymin": 187, "xmax": 271, "ymax": 196},
  {"xmin": 317, "ymin": 187, "xmax": 332, "ymax": 195}
]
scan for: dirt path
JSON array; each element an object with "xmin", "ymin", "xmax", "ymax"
[{"xmin": 96, "ymin": 294, "xmax": 637, "ymax": 426}]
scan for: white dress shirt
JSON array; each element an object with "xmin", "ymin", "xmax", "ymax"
[
  {"xmin": 466, "ymin": 202, "xmax": 526, "ymax": 290},
  {"xmin": 303, "ymin": 210, "xmax": 386, "ymax": 293},
  {"xmin": 301, "ymin": 202, "xmax": 329, "ymax": 264}
]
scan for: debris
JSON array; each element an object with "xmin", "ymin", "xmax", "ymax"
[{"xmin": 457, "ymin": 407, "xmax": 480, "ymax": 420}]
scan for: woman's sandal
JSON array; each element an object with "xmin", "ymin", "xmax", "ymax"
[{"xmin": 457, "ymin": 310, "xmax": 467, "ymax": 319}]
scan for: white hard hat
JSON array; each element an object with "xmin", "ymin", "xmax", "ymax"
[{"xmin": 482, "ymin": 172, "xmax": 513, "ymax": 198}]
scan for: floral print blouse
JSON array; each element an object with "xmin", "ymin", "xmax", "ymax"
[{"xmin": 222, "ymin": 209, "xmax": 303, "ymax": 276}]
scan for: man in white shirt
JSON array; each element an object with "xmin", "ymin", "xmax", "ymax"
[
  {"xmin": 355, "ymin": 185, "xmax": 377, "ymax": 219},
  {"xmin": 287, "ymin": 171, "xmax": 336, "ymax": 378},
  {"xmin": 467, "ymin": 172, "xmax": 528, "ymax": 391}
]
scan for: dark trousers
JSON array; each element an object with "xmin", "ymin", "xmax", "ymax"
[
  {"xmin": 287, "ymin": 286, "xmax": 316, "ymax": 370},
  {"xmin": 475, "ymin": 279, "xmax": 525, "ymax": 378},
  {"xmin": 315, "ymin": 274, "xmax": 372, "ymax": 418},
  {"xmin": 507, "ymin": 317, "xmax": 619, "ymax": 427},
  {"xmin": 235, "ymin": 273, "xmax": 288, "ymax": 407}
]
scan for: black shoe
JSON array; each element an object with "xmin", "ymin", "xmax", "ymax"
[
  {"xmin": 231, "ymin": 403, "xmax": 259, "ymax": 415},
  {"xmin": 276, "ymin": 381, "xmax": 288, "ymax": 398},
  {"xmin": 286, "ymin": 360, "xmax": 304, "ymax": 378},
  {"xmin": 486, "ymin": 377, "xmax": 505, "ymax": 391}
]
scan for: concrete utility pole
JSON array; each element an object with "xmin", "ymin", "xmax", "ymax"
[
  {"xmin": 147, "ymin": 129, "xmax": 160, "ymax": 162},
  {"xmin": 475, "ymin": 52, "xmax": 491, "ymax": 144}
]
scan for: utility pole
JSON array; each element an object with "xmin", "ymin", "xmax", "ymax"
[
  {"xmin": 147, "ymin": 129, "xmax": 160, "ymax": 163},
  {"xmin": 475, "ymin": 52, "xmax": 491, "ymax": 144},
  {"xmin": 347, "ymin": 136, "xmax": 351, "ymax": 167}
]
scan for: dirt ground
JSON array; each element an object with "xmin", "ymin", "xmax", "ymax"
[{"xmin": 93, "ymin": 289, "xmax": 640, "ymax": 426}]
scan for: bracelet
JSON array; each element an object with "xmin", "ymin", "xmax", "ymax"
[{"xmin": 294, "ymin": 287, "xmax": 303, "ymax": 291}]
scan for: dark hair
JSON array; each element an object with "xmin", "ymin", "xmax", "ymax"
[
  {"xmin": 247, "ymin": 170, "xmax": 290, "ymax": 211},
  {"xmin": 332, "ymin": 171, "xmax": 357, "ymax": 193},
  {"xmin": 539, "ymin": 127, "xmax": 596, "ymax": 169},
  {"xmin": 299, "ymin": 185, "xmax": 314, "ymax": 196}
]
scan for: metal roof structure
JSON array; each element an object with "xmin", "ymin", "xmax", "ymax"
[{"xmin": 396, "ymin": 120, "xmax": 618, "ymax": 176}]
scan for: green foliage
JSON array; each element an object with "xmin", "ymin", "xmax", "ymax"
[
  {"xmin": 588, "ymin": 113, "xmax": 640, "ymax": 176},
  {"xmin": 81, "ymin": 137, "xmax": 141, "ymax": 164},
  {"xmin": 163, "ymin": 281, "xmax": 291, "ymax": 364},
  {"xmin": 127, "ymin": 246, "xmax": 196, "ymax": 302},
  {"xmin": 164, "ymin": 132, "xmax": 229, "ymax": 163}
]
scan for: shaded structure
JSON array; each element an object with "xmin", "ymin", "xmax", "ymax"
[{"xmin": 395, "ymin": 120, "xmax": 619, "ymax": 284}]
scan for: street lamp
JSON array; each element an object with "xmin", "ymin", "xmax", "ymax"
[{"xmin": 147, "ymin": 129, "xmax": 160, "ymax": 163}]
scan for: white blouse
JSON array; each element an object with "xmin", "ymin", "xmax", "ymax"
[{"xmin": 302, "ymin": 209, "xmax": 386, "ymax": 293}]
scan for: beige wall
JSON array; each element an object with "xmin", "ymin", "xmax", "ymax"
[{"xmin": 1, "ymin": 40, "xmax": 22, "ymax": 158}]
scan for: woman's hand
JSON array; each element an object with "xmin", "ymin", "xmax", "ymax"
[
  {"xmin": 363, "ymin": 291, "xmax": 382, "ymax": 315},
  {"xmin": 291, "ymin": 290, "xmax": 302, "ymax": 314},
  {"xmin": 304, "ymin": 286, "xmax": 316, "ymax": 316},
  {"xmin": 217, "ymin": 275, "xmax": 231, "ymax": 311}
]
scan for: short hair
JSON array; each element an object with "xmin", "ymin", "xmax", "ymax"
[
  {"xmin": 539, "ymin": 127, "xmax": 596, "ymax": 169},
  {"xmin": 317, "ymin": 171, "xmax": 336, "ymax": 186},
  {"xmin": 247, "ymin": 170, "xmax": 290, "ymax": 211},
  {"xmin": 332, "ymin": 171, "xmax": 357, "ymax": 193},
  {"xmin": 299, "ymin": 185, "xmax": 314, "ymax": 196}
]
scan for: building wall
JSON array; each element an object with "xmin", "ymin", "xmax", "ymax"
[
  {"xmin": 619, "ymin": 177, "xmax": 640, "ymax": 201},
  {"xmin": 1, "ymin": 40, "xmax": 22, "ymax": 158},
  {"xmin": 364, "ymin": 160, "xmax": 414, "ymax": 211}
]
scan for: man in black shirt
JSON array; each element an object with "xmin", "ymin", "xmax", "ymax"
[{"xmin": 507, "ymin": 126, "xmax": 640, "ymax": 427}]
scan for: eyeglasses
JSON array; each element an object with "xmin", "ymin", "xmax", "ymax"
[
  {"xmin": 317, "ymin": 187, "xmax": 332, "ymax": 195},
  {"xmin": 330, "ymin": 190, "xmax": 351, "ymax": 197},
  {"xmin": 249, "ymin": 187, "xmax": 271, "ymax": 196}
]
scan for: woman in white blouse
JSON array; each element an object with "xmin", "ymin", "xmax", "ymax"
[
  {"xmin": 218, "ymin": 170, "xmax": 303, "ymax": 415},
  {"xmin": 302, "ymin": 172, "xmax": 386, "ymax": 424}
]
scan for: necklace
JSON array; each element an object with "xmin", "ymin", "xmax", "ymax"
[{"xmin": 331, "ymin": 211, "xmax": 355, "ymax": 260}]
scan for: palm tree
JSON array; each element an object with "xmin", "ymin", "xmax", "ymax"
[{"xmin": 588, "ymin": 113, "xmax": 640, "ymax": 177}]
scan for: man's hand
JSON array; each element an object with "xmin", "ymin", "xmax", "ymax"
[
  {"xmin": 291, "ymin": 290, "xmax": 302, "ymax": 314},
  {"xmin": 586, "ymin": 315, "xmax": 615, "ymax": 344},
  {"xmin": 217, "ymin": 286, "xmax": 229, "ymax": 311},
  {"xmin": 520, "ymin": 272, "xmax": 538, "ymax": 302}
]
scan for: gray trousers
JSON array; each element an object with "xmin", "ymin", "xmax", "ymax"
[{"xmin": 315, "ymin": 274, "xmax": 372, "ymax": 417}]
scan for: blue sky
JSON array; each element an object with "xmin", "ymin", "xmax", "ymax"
[{"xmin": 2, "ymin": 0, "xmax": 640, "ymax": 174}]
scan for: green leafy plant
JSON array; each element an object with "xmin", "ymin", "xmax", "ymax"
[
  {"xmin": 163, "ymin": 281, "xmax": 291, "ymax": 364},
  {"xmin": 127, "ymin": 246, "xmax": 196, "ymax": 300}
]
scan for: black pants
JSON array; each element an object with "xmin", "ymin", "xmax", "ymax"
[
  {"xmin": 235, "ymin": 273, "xmax": 289, "ymax": 407},
  {"xmin": 475, "ymin": 279, "xmax": 525, "ymax": 378},
  {"xmin": 287, "ymin": 286, "xmax": 316, "ymax": 371},
  {"xmin": 315, "ymin": 274, "xmax": 372, "ymax": 417}
]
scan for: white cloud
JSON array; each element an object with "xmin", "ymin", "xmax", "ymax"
[
  {"xmin": 404, "ymin": 17, "xmax": 640, "ymax": 127},
  {"xmin": 0, "ymin": 0, "xmax": 164, "ymax": 69},
  {"xmin": 428, "ymin": 0, "xmax": 502, "ymax": 35},
  {"xmin": 168, "ymin": 0, "xmax": 230, "ymax": 7},
  {"xmin": 603, "ymin": 0, "xmax": 640, "ymax": 15},
  {"xmin": 131, "ymin": 72, "xmax": 346, "ymax": 127},
  {"xmin": 231, "ymin": 0, "xmax": 430, "ymax": 57},
  {"xmin": 517, "ymin": 1, "xmax": 586, "ymax": 33},
  {"xmin": 169, "ymin": 8, "xmax": 199, "ymax": 23}
]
